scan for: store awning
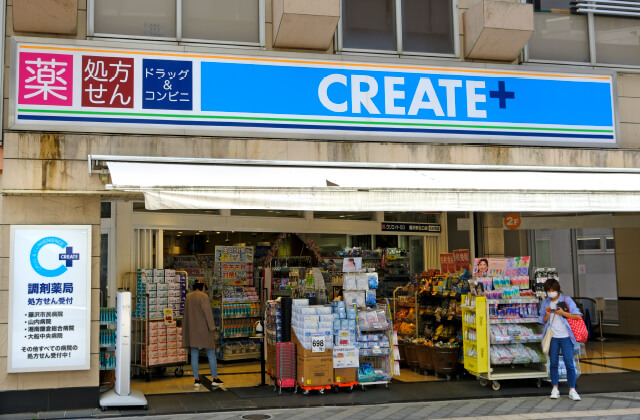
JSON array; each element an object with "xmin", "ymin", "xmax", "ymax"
[{"xmin": 101, "ymin": 159, "xmax": 640, "ymax": 212}]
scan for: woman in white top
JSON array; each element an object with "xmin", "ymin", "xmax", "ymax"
[{"xmin": 539, "ymin": 279, "xmax": 583, "ymax": 401}]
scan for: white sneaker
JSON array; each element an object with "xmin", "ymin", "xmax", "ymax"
[
  {"xmin": 550, "ymin": 388, "xmax": 560, "ymax": 399},
  {"xmin": 569, "ymin": 389, "xmax": 581, "ymax": 401}
]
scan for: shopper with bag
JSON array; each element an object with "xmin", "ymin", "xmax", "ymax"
[{"xmin": 539, "ymin": 279, "xmax": 583, "ymax": 401}]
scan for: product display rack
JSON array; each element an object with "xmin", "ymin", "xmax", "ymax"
[
  {"xmin": 393, "ymin": 287, "xmax": 418, "ymax": 339},
  {"xmin": 357, "ymin": 304, "xmax": 394, "ymax": 391},
  {"xmin": 215, "ymin": 298, "xmax": 262, "ymax": 361},
  {"xmin": 379, "ymin": 253, "xmax": 411, "ymax": 297},
  {"xmin": 462, "ymin": 295, "xmax": 546, "ymax": 391},
  {"xmin": 99, "ymin": 307, "xmax": 117, "ymax": 373},
  {"xmin": 131, "ymin": 269, "xmax": 187, "ymax": 381},
  {"xmin": 418, "ymin": 289, "xmax": 462, "ymax": 344}
]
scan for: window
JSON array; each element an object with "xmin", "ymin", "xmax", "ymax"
[
  {"xmin": 595, "ymin": 16, "xmax": 640, "ymax": 67},
  {"xmin": 93, "ymin": 0, "xmax": 177, "ymax": 39},
  {"xmin": 605, "ymin": 236, "xmax": 615, "ymax": 251},
  {"xmin": 90, "ymin": 0, "xmax": 263, "ymax": 46},
  {"xmin": 401, "ymin": 0, "xmax": 454, "ymax": 54},
  {"xmin": 182, "ymin": 0, "xmax": 260, "ymax": 44},
  {"xmin": 527, "ymin": 0, "xmax": 640, "ymax": 67},
  {"xmin": 577, "ymin": 237, "xmax": 602, "ymax": 252},
  {"xmin": 576, "ymin": 233, "xmax": 616, "ymax": 254},
  {"xmin": 342, "ymin": 0, "xmax": 396, "ymax": 51},
  {"xmin": 527, "ymin": 12, "xmax": 589, "ymax": 63},
  {"xmin": 340, "ymin": 0, "xmax": 456, "ymax": 56}
]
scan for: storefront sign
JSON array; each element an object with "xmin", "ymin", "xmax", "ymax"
[
  {"xmin": 504, "ymin": 213, "xmax": 522, "ymax": 230},
  {"xmin": 333, "ymin": 346, "xmax": 359, "ymax": 368},
  {"xmin": 381, "ymin": 222, "xmax": 441, "ymax": 233},
  {"xmin": 8, "ymin": 225, "xmax": 92, "ymax": 372},
  {"xmin": 10, "ymin": 40, "xmax": 616, "ymax": 146}
]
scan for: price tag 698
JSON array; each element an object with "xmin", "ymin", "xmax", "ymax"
[{"xmin": 312, "ymin": 333, "xmax": 325, "ymax": 353}]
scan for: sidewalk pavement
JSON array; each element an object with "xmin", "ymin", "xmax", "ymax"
[{"xmin": 4, "ymin": 390, "xmax": 640, "ymax": 420}]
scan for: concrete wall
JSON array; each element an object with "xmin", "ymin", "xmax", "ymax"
[{"xmin": 0, "ymin": 196, "xmax": 101, "ymax": 393}]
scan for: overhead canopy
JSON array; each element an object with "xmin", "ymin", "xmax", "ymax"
[{"xmin": 104, "ymin": 160, "xmax": 640, "ymax": 212}]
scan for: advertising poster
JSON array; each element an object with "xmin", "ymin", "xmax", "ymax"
[
  {"xmin": 8, "ymin": 225, "xmax": 92, "ymax": 372},
  {"xmin": 333, "ymin": 346, "xmax": 359, "ymax": 368},
  {"xmin": 342, "ymin": 257, "xmax": 362, "ymax": 273},
  {"xmin": 453, "ymin": 249, "xmax": 470, "ymax": 272},
  {"xmin": 440, "ymin": 253, "xmax": 455, "ymax": 274},
  {"xmin": 473, "ymin": 257, "xmax": 489, "ymax": 277},
  {"xmin": 214, "ymin": 246, "xmax": 254, "ymax": 285}
]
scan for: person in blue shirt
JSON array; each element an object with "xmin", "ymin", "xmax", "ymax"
[{"xmin": 539, "ymin": 278, "xmax": 582, "ymax": 401}]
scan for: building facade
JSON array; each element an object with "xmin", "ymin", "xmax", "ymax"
[{"xmin": 2, "ymin": 0, "xmax": 640, "ymax": 413}]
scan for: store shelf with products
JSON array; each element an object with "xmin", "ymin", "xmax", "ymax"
[
  {"xmin": 215, "ymin": 284, "xmax": 261, "ymax": 360},
  {"xmin": 462, "ymin": 293, "xmax": 546, "ymax": 391},
  {"xmin": 379, "ymin": 252, "xmax": 411, "ymax": 298},
  {"xmin": 356, "ymin": 304, "xmax": 395, "ymax": 390},
  {"xmin": 99, "ymin": 307, "xmax": 117, "ymax": 372},
  {"xmin": 209, "ymin": 245, "xmax": 263, "ymax": 361},
  {"xmin": 131, "ymin": 269, "xmax": 187, "ymax": 381},
  {"xmin": 393, "ymin": 287, "xmax": 418, "ymax": 340}
]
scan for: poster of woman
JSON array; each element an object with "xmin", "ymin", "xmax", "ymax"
[
  {"xmin": 473, "ymin": 258, "xmax": 489, "ymax": 277},
  {"xmin": 342, "ymin": 257, "xmax": 362, "ymax": 272}
]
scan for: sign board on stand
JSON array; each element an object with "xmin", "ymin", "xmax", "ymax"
[{"xmin": 8, "ymin": 225, "xmax": 91, "ymax": 372}]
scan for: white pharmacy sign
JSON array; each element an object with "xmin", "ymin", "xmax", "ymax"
[{"xmin": 8, "ymin": 225, "xmax": 92, "ymax": 372}]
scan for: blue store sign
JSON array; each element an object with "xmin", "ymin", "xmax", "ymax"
[{"xmin": 12, "ymin": 40, "xmax": 616, "ymax": 146}]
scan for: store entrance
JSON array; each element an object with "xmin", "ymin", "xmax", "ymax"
[{"xmin": 125, "ymin": 225, "xmax": 442, "ymax": 395}]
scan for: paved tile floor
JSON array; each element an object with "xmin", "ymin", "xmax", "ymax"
[{"xmin": 4, "ymin": 391, "xmax": 640, "ymax": 420}]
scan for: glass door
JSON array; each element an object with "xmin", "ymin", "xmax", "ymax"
[
  {"xmin": 576, "ymin": 228, "xmax": 619, "ymax": 325},
  {"xmin": 533, "ymin": 229, "xmax": 575, "ymax": 297}
]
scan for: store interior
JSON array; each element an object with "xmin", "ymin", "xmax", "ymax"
[{"xmin": 97, "ymin": 212, "xmax": 640, "ymax": 397}]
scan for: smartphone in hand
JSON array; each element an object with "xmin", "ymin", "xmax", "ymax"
[{"xmin": 557, "ymin": 302, "xmax": 569, "ymax": 312}]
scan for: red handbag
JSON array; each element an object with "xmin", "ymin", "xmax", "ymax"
[{"xmin": 568, "ymin": 318, "xmax": 589, "ymax": 343}]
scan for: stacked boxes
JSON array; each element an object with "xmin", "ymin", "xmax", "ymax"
[
  {"xmin": 134, "ymin": 269, "xmax": 187, "ymax": 319},
  {"xmin": 146, "ymin": 320, "xmax": 187, "ymax": 365},
  {"xmin": 332, "ymin": 301, "xmax": 357, "ymax": 346},
  {"xmin": 291, "ymin": 299, "xmax": 334, "ymax": 387},
  {"xmin": 291, "ymin": 299, "xmax": 333, "ymax": 351},
  {"xmin": 342, "ymin": 272, "xmax": 379, "ymax": 308}
]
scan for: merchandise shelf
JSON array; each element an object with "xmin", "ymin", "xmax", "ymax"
[
  {"xmin": 488, "ymin": 317, "xmax": 539, "ymax": 324},
  {"xmin": 463, "ymin": 294, "xmax": 547, "ymax": 391}
]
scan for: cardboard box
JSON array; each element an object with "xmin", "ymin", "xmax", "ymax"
[
  {"xmin": 334, "ymin": 368, "xmax": 357, "ymax": 384},
  {"xmin": 266, "ymin": 345, "xmax": 276, "ymax": 376},
  {"xmin": 292, "ymin": 330, "xmax": 332, "ymax": 357},
  {"xmin": 297, "ymin": 355, "xmax": 333, "ymax": 387}
]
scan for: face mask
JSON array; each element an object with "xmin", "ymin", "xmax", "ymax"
[{"xmin": 547, "ymin": 291, "xmax": 558, "ymax": 299}]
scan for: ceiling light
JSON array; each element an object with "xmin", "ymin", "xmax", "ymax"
[{"xmin": 216, "ymin": 231, "xmax": 221, "ymax": 234}]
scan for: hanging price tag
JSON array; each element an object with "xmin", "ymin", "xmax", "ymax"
[{"xmin": 312, "ymin": 332, "xmax": 326, "ymax": 353}]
